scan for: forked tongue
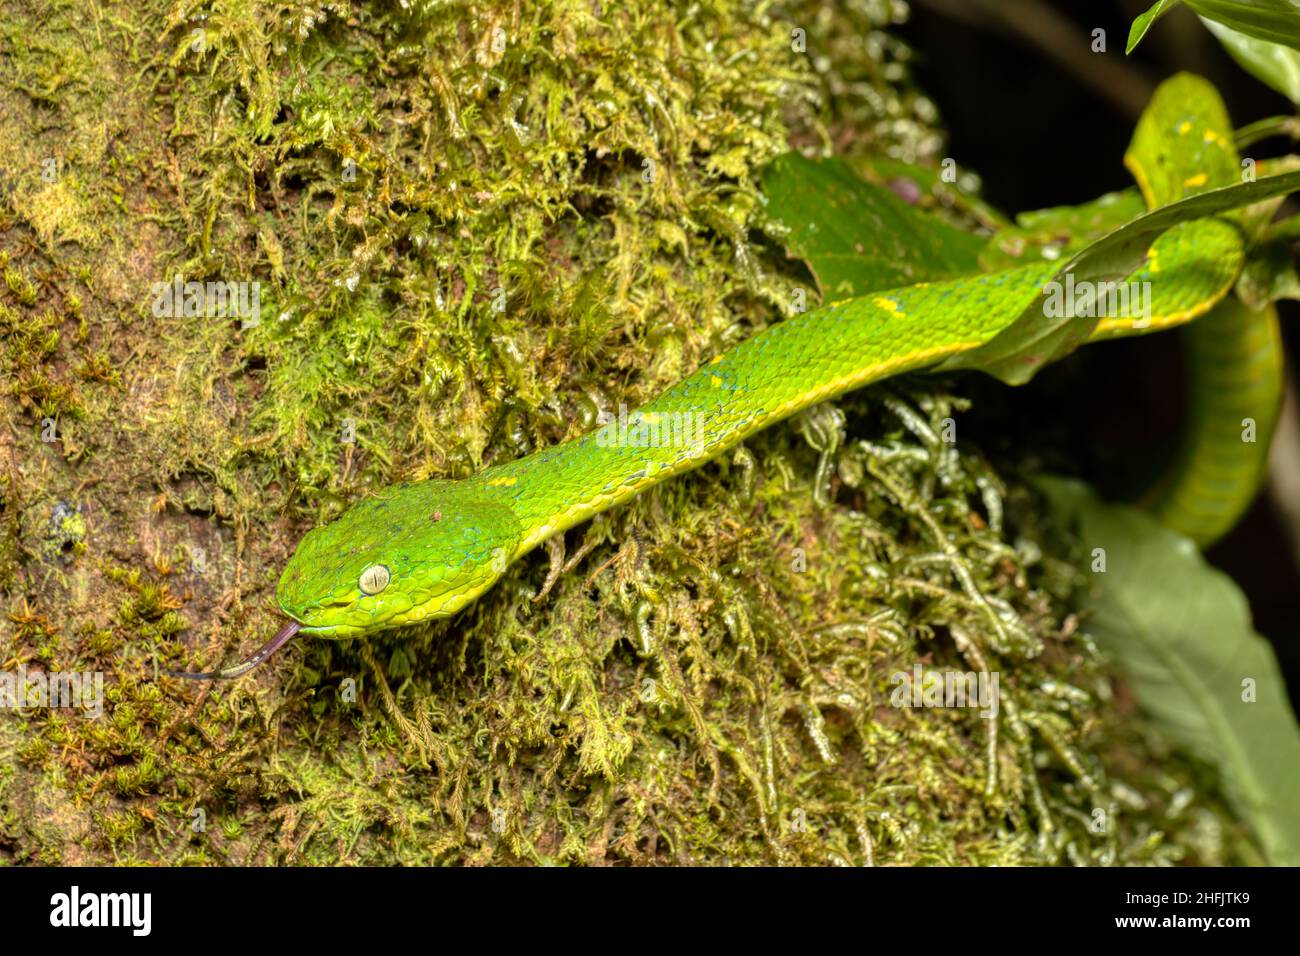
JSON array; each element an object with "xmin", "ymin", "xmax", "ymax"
[{"xmin": 166, "ymin": 619, "xmax": 301, "ymax": 680}]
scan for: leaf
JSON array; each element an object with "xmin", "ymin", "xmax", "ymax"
[
  {"xmin": 980, "ymin": 189, "xmax": 1147, "ymax": 271},
  {"xmin": 1238, "ymin": 211, "xmax": 1300, "ymax": 307},
  {"xmin": 1187, "ymin": 0, "xmax": 1300, "ymax": 53},
  {"xmin": 1039, "ymin": 476, "xmax": 1300, "ymax": 866},
  {"xmin": 1128, "ymin": 0, "xmax": 1183, "ymax": 53},
  {"xmin": 759, "ymin": 153, "xmax": 986, "ymax": 299},
  {"xmin": 853, "ymin": 154, "xmax": 1014, "ymax": 231},
  {"xmin": 1203, "ymin": 16, "xmax": 1300, "ymax": 101},
  {"xmin": 1238, "ymin": 154, "xmax": 1300, "ymax": 240},
  {"xmin": 1014, "ymin": 191, "xmax": 1148, "ymax": 240},
  {"xmin": 1238, "ymin": 236, "xmax": 1300, "ymax": 306},
  {"xmin": 1128, "ymin": 1, "xmax": 1300, "ymax": 60}
]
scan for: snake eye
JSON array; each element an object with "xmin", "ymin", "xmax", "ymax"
[{"xmin": 358, "ymin": 564, "xmax": 391, "ymax": 595}]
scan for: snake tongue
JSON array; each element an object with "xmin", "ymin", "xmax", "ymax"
[{"xmin": 166, "ymin": 619, "xmax": 301, "ymax": 680}]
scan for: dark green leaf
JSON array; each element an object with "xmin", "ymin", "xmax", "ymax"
[
  {"xmin": 759, "ymin": 153, "xmax": 986, "ymax": 299},
  {"xmin": 853, "ymin": 154, "xmax": 1014, "ymax": 231},
  {"xmin": 1038, "ymin": 477, "xmax": 1300, "ymax": 866},
  {"xmin": 1238, "ymin": 211, "xmax": 1300, "ymax": 306}
]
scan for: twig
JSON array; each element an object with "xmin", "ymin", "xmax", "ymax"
[{"xmin": 915, "ymin": 0, "xmax": 1156, "ymax": 119}]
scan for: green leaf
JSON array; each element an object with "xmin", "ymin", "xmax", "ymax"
[
  {"xmin": 1187, "ymin": 0, "xmax": 1300, "ymax": 53},
  {"xmin": 1129, "ymin": 1, "xmax": 1300, "ymax": 59},
  {"xmin": 1203, "ymin": 16, "xmax": 1300, "ymax": 101},
  {"xmin": 1238, "ymin": 235, "xmax": 1300, "ymax": 305},
  {"xmin": 853, "ymin": 154, "xmax": 1014, "ymax": 231},
  {"xmin": 1128, "ymin": 0, "xmax": 1183, "ymax": 53},
  {"xmin": 980, "ymin": 189, "xmax": 1147, "ymax": 271},
  {"xmin": 1239, "ymin": 154, "xmax": 1300, "ymax": 240},
  {"xmin": 1014, "ymin": 191, "xmax": 1148, "ymax": 239},
  {"xmin": 1039, "ymin": 476, "xmax": 1300, "ymax": 866},
  {"xmin": 759, "ymin": 153, "xmax": 986, "ymax": 299},
  {"xmin": 1238, "ymin": 210, "xmax": 1300, "ymax": 306}
]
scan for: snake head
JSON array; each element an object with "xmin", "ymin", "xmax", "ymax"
[{"xmin": 276, "ymin": 479, "xmax": 523, "ymax": 638}]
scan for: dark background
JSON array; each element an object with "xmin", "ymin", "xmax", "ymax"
[{"xmin": 899, "ymin": 0, "xmax": 1300, "ymax": 693}]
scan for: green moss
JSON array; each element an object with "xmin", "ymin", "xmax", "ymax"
[{"xmin": 0, "ymin": 0, "xmax": 1257, "ymax": 865}]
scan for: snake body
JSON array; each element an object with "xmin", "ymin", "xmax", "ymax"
[
  {"xmin": 1145, "ymin": 296, "xmax": 1283, "ymax": 542},
  {"xmin": 172, "ymin": 75, "xmax": 1288, "ymax": 677},
  {"xmin": 271, "ymin": 217, "xmax": 1247, "ymax": 640}
]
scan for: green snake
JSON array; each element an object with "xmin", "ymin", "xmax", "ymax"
[{"xmin": 172, "ymin": 75, "xmax": 1288, "ymax": 679}]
